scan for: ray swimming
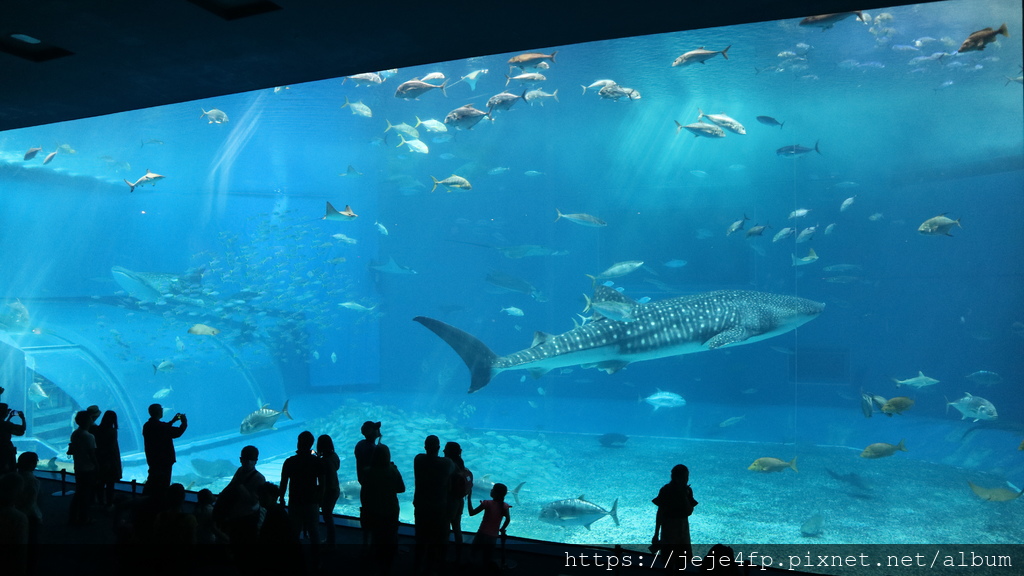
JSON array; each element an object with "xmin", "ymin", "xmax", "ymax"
[{"xmin": 414, "ymin": 286, "xmax": 824, "ymax": 393}]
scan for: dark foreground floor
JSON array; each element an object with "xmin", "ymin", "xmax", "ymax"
[{"xmin": 17, "ymin": 476, "xmax": 902, "ymax": 576}]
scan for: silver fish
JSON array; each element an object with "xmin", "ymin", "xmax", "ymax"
[
  {"xmin": 239, "ymin": 400, "xmax": 293, "ymax": 434},
  {"xmin": 394, "ymin": 78, "xmax": 447, "ymax": 99},
  {"xmin": 672, "ymin": 45, "xmax": 731, "ymax": 66},
  {"xmin": 200, "ymin": 108, "xmax": 229, "ymax": 124},
  {"xmin": 540, "ymin": 496, "xmax": 619, "ymax": 529}
]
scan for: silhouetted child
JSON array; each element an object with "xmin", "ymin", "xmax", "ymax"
[
  {"xmin": 468, "ymin": 482, "xmax": 511, "ymax": 568},
  {"xmin": 702, "ymin": 543, "xmax": 741, "ymax": 575},
  {"xmin": 152, "ymin": 483, "xmax": 198, "ymax": 576},
  {"xmin": 0, "ymin": 472, "xmax": 28, "ymax": 576},
  {"xmin": 193, "ymin": 488, "xmax": 218, "ymax": 544},
  {"xmin": 14, "ymin": 452, "xmax": 41, "ymax": 574},
  {"xmin": 258, "ymin": 482, "xmax": 298, "ymax": 576},
  {"xmin": 652, "ymin": 464, "xmax": 698, "ymax": 570}
]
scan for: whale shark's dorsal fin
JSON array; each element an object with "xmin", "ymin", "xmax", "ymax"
[{"xmin": 532, "ymin": 331, "xmax": 554, "ymax": 347}]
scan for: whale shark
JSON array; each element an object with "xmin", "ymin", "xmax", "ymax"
[
  {"xmin": 111, "ymin": 265, "xmax": 207, "ymax": 307},
  {"xmin": 415, "ymin": 286, "xmax": 824, "ymax": 393}
]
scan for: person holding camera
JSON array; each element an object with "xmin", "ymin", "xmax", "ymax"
[
  {"xmin": 0, "ymin": 396, "xmax": 27, "ymax": 475},
  {"xmin": 142, "ymin": 403, "xmax": 188, "ymax": 496}
]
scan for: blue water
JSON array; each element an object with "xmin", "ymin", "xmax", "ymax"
[{"xmin": 1, "ymin": 0, "xmax": 1022, "ymax": 548}]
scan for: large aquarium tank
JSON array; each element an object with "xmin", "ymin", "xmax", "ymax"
[{"xmin": 1, "ymin": 0, "xmax": 1021, "ymax": 551}]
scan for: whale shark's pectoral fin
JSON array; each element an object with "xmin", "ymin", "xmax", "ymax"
[
  {"xmin": 596, "ymin": 360, "xmax": 630, "ymax": 374},
  {"xmin": 583, "ymin": 360, "xmax": 630, "ymax": 374},
  {"xmin": 704, "ymin": 326, "xmax": 751, "ymax": 349},
  {"xmin": 528, "ymin": 368, "xmax": 550, "ymax": 379}
]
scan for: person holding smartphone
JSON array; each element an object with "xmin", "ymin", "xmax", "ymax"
[
  {"xmin": 142, "ymin": 403, "xmax": 188, "ymax": 496},
  {"xmin": 0, "ymin": 393, "xmax": 27, "ymax": 475}
]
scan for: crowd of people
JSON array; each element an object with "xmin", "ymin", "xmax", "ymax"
[
  {"xmin": 0, "ymin": 393, "xmax": 517, "ymax": 575},
  {"xmin": 0, "ymin": 388, "xmax": 739, "ymax": 575}
]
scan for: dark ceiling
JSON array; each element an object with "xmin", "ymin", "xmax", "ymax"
[{"xmin": 1, "ymin": 0, "xmax": 916, "ymax": 132}]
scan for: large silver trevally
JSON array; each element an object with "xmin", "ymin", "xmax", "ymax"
[
  {"xmin": 444, "ymin": 104, "xmax": 491, "ymax": 130},
  {"xmin": 240, "ymin": 400, "xmax": 293, "ymax": 434},
  {"xmin": 947, "ymin": 393, "xmax": 997, "ymax": 422}
]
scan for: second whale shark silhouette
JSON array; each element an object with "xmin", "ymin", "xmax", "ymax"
[{"xmin": 415, "ymin": 286, "xmax": 824, "ymax": 393}]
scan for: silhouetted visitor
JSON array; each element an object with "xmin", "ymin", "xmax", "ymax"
[
  {"xmin": 94, "ymin": 410, "xmax": 122, "ymax": 506},
  {"xmin": 0, "ymin": 400, "xmax": 26, "ymax": 475},
  {"xmin": 652, "ymin": 464, "xmax": 698, "ymax": 569},
  {"xmin": 702, "ymin": 543, "xmax": 742, "ymax": 575},
  {"xmin": 0, "ymin": 471, "xmax": 28, "ymax": 576},
  {"xmin": 444, "ymin": 441, "xmax": 473, "ymax": 564},
  {"xmin": 155, "ymin": 482, "xmax": 198, "ymax": 544},
  {"xmin": 142, "ymin": 404, "xmax": 187, "ymax": 496},
  {"xmin": 153, "ymin": 483, "xmax": 198, "ymax": 576},
  {"xmin": 413, "ymin": 434, "xmax": 455, "ymax": 575},
  {"xmin": 215, "ymin": 445, "xmax": 266, "ymax": 572},
  {"xmin": 361, "ymin": 443, "xmax": 405, "ymax": 575},
  {"xmin": 468, "ymin": 482, "xmax": 511, "ymax": 569},
  {"xmin": 194, "ymin": 488, "xmax": 221, "ymax": 545},
  {"xmin": 14, "ymin": 452, "xmax": 40, "ymax": 575},
  {"xmin": 85, "ymin": 404, "xmax": 102, "ymax": 433},
  {"xmin": 279, "ymin": 430, "xmax": 325, "ymax": 554},
  {"xmin": 68, "ymin": 410, "xmax": 98, "ymax": 526},
  {"xmin": 354, "ymin": 420, "xmax": 381, "ymax": 548},
  {"xmin": 317, "ymin": 434, "xmax": 341, "ymax": 547},
  {"xmin": 258, "ymin": 481, "xmax": 297, "ymax": 576}
]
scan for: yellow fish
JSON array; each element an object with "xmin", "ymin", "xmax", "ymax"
[
  {"xmin": 1018, "ymin": 439, "xmax": 1023, "ymax": 451},
  {"xmin": 187, "ymin": 323, "xmax": 220, "ymax": 336},
  {"xmin": 860, "ymin": 439, "xmax": 907, "ymax": 459},
  {"xmin": 968, "ymin": 481, "xmax": 1023, "ymax": 502},
  {"xmin": 748, "ymin": 456, "xmax": 798, "ymax": 473}
]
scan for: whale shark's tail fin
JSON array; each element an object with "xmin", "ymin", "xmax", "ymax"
[{"xmin": 414, "ymin": 316, "xmax": 497, "ymax": 393}]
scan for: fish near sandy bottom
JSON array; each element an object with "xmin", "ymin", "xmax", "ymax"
[
  {"xmin": 415, "ymin": 287, "xmax": 824, "ymax": 393},
  {"xmin": 800, "ymin": 513, "xmax": 824, "ymax": 537},
  {"xmin": 860, "ymin": 439, "xmax": 907, "ymax": 458},
  {"xmin": 240, "ymin": 400, "xmax": 293, "ymax": 434},
  {"xmin": 539, "ymin": 495, "xmax": 619, "ymax": 529},
  {"xmin": 967, "ymin": 481, "xmax": 1023, "ymax": 502},
  {"xmin": 748, "ymin": 456, "xmax": 798, "ymax": 473}
]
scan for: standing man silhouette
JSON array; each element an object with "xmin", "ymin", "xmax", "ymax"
[{"xmin": 142, "ymin": 404, "xmax": 187, "ymax": 496}]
